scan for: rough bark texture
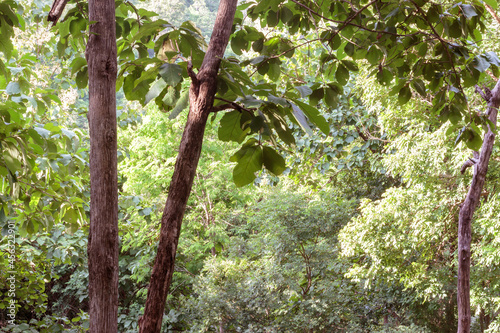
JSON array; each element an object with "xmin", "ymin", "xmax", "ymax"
[
  {"xmin": 85, "ymin": 0, "xmax": 119, "ymax": 331},
  {"xmin": 457, "ymin": 79, "xmax": 500, "ymax": 333},
  {"xmin": 138, "ymin": 1, "xmax": 237, "ymax": 332}
]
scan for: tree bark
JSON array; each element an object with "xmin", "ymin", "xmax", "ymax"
[
  {"xmin": 85, "ymin": 0, "xmax": 119, "ymax": 331},
  {"xmin": 457, "ymin": 79, "xmax": 500, "ymax": 333},
  {"xmin": 47, "ymin": 0, "xmax": 69, "ymax": 24},
  {"xmin": 138, "ymin": 1, "xmax": 237, "ymax": 332}
]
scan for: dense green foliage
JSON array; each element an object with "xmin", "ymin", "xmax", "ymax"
[{"xmin": 1, "ymin": 0, "xmax": 500, "ymax": 332}]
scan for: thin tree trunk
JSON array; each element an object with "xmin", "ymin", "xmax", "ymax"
[
  {"xmin": 85, "ymin": 0, "xmax": 119, "ymax": 331},
  {"xmin": 138, "ymin": 1, "xmax": 237, "ymax": 332},
  {"xmin": 457, "ymin": 79, "xmax": 500, "ymax": 333}
]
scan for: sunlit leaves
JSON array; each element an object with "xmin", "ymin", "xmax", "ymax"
[
  {"xmin": 483, "ymin": 0, "xmax": 498, "ymax": 9},
  {"xmin": 218, "ymin": 111, "xmax": 248, "ymax": 144},
  {"xmin": 70, "ymin": 57, "xmax": 87, "ymax": 75},
  {"xmin": 290, "ymin": 102, "xmax": 313, "ymax": 136},
  {"xmin": 145, "ymin": 79, "xmax": 168, "ymax": 105},
  {"xmin": 230, "ymin": 142, "xmax": 263, "ymax": 187},
  {"xmin": 291, "ymin": 99, "xmax": 329, "ymax": 135}
]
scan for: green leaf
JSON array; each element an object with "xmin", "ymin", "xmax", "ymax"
[
  {"xmin": 309, "ymin": 88, "xmax": 324, "ymax": 106},
  {"xmin": 460, "ymin": 4, "xmax": 478, "ymax": 18},
  {"xmin": 231, "ymin": 30, "xmax": 248, "ymax": 55},
  {"xmin": 292, "ymin": 99, "xmax": 330, "ymax": 135},
  {"xmin": 366, "ymin": 47, "xmax": 382, "ymax": 65},
  {"xmin": 376, "ymin": 68, "xmax": 393, "ymax": 85},
  {"xmin": 411, "ymin": 79, "xmax": 426, "ymax": 97},
  {"xmin": 268, "ymin": 62, "xmax": 281, "ymax": 81},
  {"xmin": 263, "ymin": 146, "xmax": 286, "ymax": 175},
  {"xmin": 3, "ymin": 144, "xmax": 22, "ymax": 173},
  {"xmin": 279, "ymin": 6, "xmax": 293, "ymax": 23},
  {"xmin": 484, "ymin": 0, "xmax": 498, "ymax": 9},
  {"xmin": 448, "ymin": 102, "xmax": 463, "ymax": 125},
  {"xmin": 161, "ymin": 86, "xmax": 180, "ymax": 106},
  {"xmin": 473, "ymin": 55, "xmax": 490, "ymax": 72},
  {"xmin": 295, "ymin": 85, "xmax": 312, "ymax": 97},
  {"xmin": 335, "ymin": 64, "xmax": 349, "ymax": 86},
  {"xmin": 272, "ymin": 116, "xmax": 295, "ymax": 146},
  {"xmin": 218, "ymin": 111, "xmax": 248, "ymax": 144},
  {"xmin": 145, "ymin": 79, "xmax": 167, "ymax": 105},
  {"xmin": 252, "ymin": 38, "xmax": 264, "ymax": 52},
  {"xmin": 133, "ymin": 19, "xmax": 171, "ymax": 42},
  {"xmin": 290, "ymin": 102, "xmax": 313, "ymax": 136},
  {"xmin": 63, "ymin": 208, "xmax": 79, "ymax": 233},
  {"xmin": 324, "ymin": 86, "xmax": 338, "ymax": 108},
  {"xmin": 267, "ymin": 10, "xmax": 278, "ymax": 27},
  {"xmin": 75, "ymin": 68, "xmax": 88, "ymax": 89},
  {"xmin": 5, "ymin": 81, "xmax": 20, "ymax": 95},
  {"xmin": 232, "ymin": 145, "xmax": 263, "ymax": 187},
  {"xmin": 159, "ymin": 63, "xmax": 183, "ymax": 86},
  {"xmin": 484, "ymin": 51, "xmax": 500, "ymax": 67},
  {"xmin": 169, "ymin": 90, "xmax": 189, "ymax": 119},
  {"xmin": 71, "ymin": 57, "xmax": 87, "ymax": 75},
  {"xmin": 341, "ymin": 60, "xmax": 358, "ymax": 71},
  {"xmin": 465, "ymin": 129, "xmax": 482, "ymax": 151},
  {"xmin": 398, "ymin": 86, "xmax": 412, "ymax": 105}
]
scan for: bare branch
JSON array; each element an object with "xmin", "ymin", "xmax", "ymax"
[
  {"xmin": 212, "ymin": 97, "xmax": 255, "ymax": 113},
  {"xmin": 460, "ymin": 151, "xmax": 479, "ymax": 174}
]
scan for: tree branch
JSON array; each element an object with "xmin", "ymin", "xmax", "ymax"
[
  {"xmin": 460, "ymin": 151, "xmax": 479, "ymax": 174},
  {"xmin": 187, "ymin": 59, "xmax": 198, "ymax": 86},
  {"xmin": 212, "ymin": 97, "xmax": 254, "ymax": 113},
  {"xmin": 47, "ymin": 0, "xmax": 69, "ymax": 25},
  {"xmin": 485, "ymin": 4, "xmax": 500, "ymax": 25}
]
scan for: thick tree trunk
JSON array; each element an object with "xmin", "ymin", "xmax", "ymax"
[
  {"xmin": 457, "ymin": 79, "xmax": 500, "ymax": 333},
  {"xmin": 85, "ymin": 0, "xmax": 119, "ymax": 331},
  {"xmin": 138, "ymin": 1, "xmax": 237, "ymax": 332}
]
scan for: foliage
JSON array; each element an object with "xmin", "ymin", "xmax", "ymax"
[{"xmin": 164, "ymin": 187, "xmax": 427, "ymax": 332}]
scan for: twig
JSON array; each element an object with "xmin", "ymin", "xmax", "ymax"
[{"xmin": 212, "ymin": 97, "xmax": 255, "ymax": 113}]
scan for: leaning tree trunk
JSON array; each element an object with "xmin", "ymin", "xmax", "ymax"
[
  {"xmin": 138, "ymin": 1, "xmax": 238, "ymax": 332},
  {"xmin": 457, "ymin": 79, "xmax": 500, "ymax": 333},
  {"xmin": 85, "ymin": 0, "xmax": 119, "ymax": 331}
]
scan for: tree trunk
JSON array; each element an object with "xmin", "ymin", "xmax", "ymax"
[
  {"xmin": 85, "ymin": 0, "xmax": 119, "ymax": 331},
  {"xmin": 138, "ymin": 1, "xmax": 237, "ymax": 332},
  {"xmin": 457, "ymin": 79, "xmax": 500, "ymax": 333}
]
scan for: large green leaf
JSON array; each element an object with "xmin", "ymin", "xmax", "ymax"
[
  {"xmin": 295, "ymin": 85, "xmax": 312, "ymax": 98},
  {"xmin": 5, "ymin": 81, "xmax": 20, "ymax": 95},
  {"xmin": 263, "ymin": 146, "xmax": 286, "ymax": 175},
  {"xmin": 292, "ymin": 99, "xmax": 330, "ymax": 135},
  {"xmin": 290, "ymin": 102, "xmax": 313, "ymax": 136},
  {"xmin": 169, "ymin": 90, "xmax": 189, "ymax": 119},
  {"xmin": 218, "ymin": 111, "xmax": 248, "ymax": 143},
  {"xmin": 232, "ymin": 145, "xmax": 263, "ymax": 187},
  {"xmin": 145, "ymin": 79, "xmax": 167, "ymax": 105},
  {"xmin": 398, "ymin": 86, "xmax": 412, "ymax": 105},
  {"xmin": 70, "ymin": 57, "xmax": 87, "ymax": 75},
  {"xmin": 159, "ymin": 63, "xmax": 183, "ymax": 86}
]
